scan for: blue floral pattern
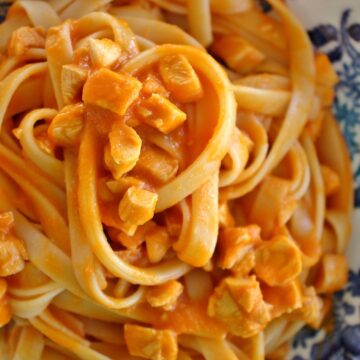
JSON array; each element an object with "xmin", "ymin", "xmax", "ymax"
[
  {"xmin": 0, "ymin": 2, "xmax": 359, "ymax": 359},
  {"xmin": 308, "ymin": 9, "xmax": 360, "ymax": 207},
  {"xmin": 290, "ymin": 8, "xmax": 360, "ymax": 359},
  {"xmin": 292, "ymin": 270, "xmax": 360, "ymax": 360}
]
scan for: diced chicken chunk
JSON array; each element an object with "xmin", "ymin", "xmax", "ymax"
[
  {"xmin": 48, "ymin": 103, "xmax": 84, "ymax": 147},
  {"xmin": 218, "ymin": 202, "xmax": 235, "ymax": 228},
  {"xmin": 208, "ymin": 275, "xmax": 270, "ymax": 338},
  {"xmin": 210, "ymin": 35, "xmax": 265, "ymax": 74},
  {"xmin": 0, "ymin": 234, "xmax": 28, "ymax": 277},
  {"xmin": 61, "ymin": 64, "xmax": 88, "ymax": 105},
  {"xmin": 145, "ymin": 225, "xmax": 172, "ymax": 263},
  {"xmin": 104, "ymin": 124, "xmax": 142, "ymax": 179},
  {"xmin": 164, "ymin": 207, "xmax": 182, "ymax": 238},
  {"xmin": 116, "ymin": 247, "xmax": 147, "ymax": 266},
  {"xmin": 0, "ymin": 212, "xmax": 14, "ymax": 240},
  {"xmin": 34, "ymin": 124, "xmax": 56, "ymax": 156},
  {"xmin": 119, "ymin": 186, "xmax": 158, "ymax": 226},
  {"xmin": 134, "ymin": 145, "xmax": 179, "ymax": 185},
  {"xmin": 97, "ymin": 177, "xmax": 116, "ymax": 202},
  {"xmin": 118, "ymin": 221, "xmax": 137, "ymax": 237},
  {"xmin": 295, "ymin": 286, "xmax": 326, "ymax": 329},
  {"xmin": 142, "ymin": 73, "xmax": 169, "ymax": 98},
  {"xmin": 146, "ymin": 280, "xmax": 183, "ymax": 310},
  {"xmin": 158, "ymin": 55, "xmax": 203, "ymax": 103},
  {"xmin": 72, "ymin": 46, "xmax": 91, "ymax": 70},
  {"xmin": 115, "ymin": 223, "xmax": 152, "ymax": 249},
  {"xmin": 262, "ymin": 281, "xmax": 302, "ymax": 319},
  {"xmin": 124, "ymin": 324, "xmax": 178, "ymax": 360},
  {"xmin": 249, "ymin": 176, "xmax": 297, "ymax": 238},
  {"xmin": 8, "ymin": 26, "xmax": 45, "ymax": 56},
  {"xmin": 314, "ymin": 254, "xmax": 348, "ymax": 294},
  {"xmin": 320, "ymin": 165, "xmax": 340, "ymax": 197},
  {"xmin": 88, "ymin": 38, "xmax": 122, "ymax": 68},
  {"xmin": 232, "ymin": 251, "xmax": 256, "ymax": 277},
  {"xmin": 137, "ymin": 94, "xmax": 186, "ymax": 134},
  {"xmin": 0, "ymin": 279, "xmax": 11, "ymax": 327},
  {"xmin": 254, "ymin": 235, "xmax": 302, "ymax": 286},
  {"xmin": 83, "ymin": 68, "xmax": 142, "ymax": 115},
  {"xmin": 218, "ymin": 225, "xmax": 261, "ymax": 270},
  {"xmin": 106, "ymin": 176, "xmax": 145, "ymax": 196}
]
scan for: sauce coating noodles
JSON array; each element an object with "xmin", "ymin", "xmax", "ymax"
[{"xmin": 0, "ymin": 1, "xmax": 353, "ymax": 359}]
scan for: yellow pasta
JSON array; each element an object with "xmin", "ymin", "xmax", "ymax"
[{"xmin": 0, "ymin": 0, "xmax": 353, "ymax": 359}]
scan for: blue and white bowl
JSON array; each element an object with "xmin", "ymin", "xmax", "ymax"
[
  {"xmin": 0, "ymin": 1, "xmax": 359, "ymax": 358},
  {"xmin": 287, "ymin": 0, "xmax": 360, "ymax": 359}
]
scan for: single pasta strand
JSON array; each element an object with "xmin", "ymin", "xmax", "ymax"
[{"xmin": 188, "ymin": 0, "xmax": 213, "ymax": 47}]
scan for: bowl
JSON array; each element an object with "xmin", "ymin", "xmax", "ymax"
[
  {"xmin": 287, "ymin": 0, "xmax": 360, "ymax": 358},
  {"xmin": 0, "ymin": 1, "xmax": 359, "ymax": 358}
]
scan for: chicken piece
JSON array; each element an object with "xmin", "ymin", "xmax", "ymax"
[
  {"xmin": 315, "ymin": 54, "xmax": 339, "ymax": 87},
  {"xmin": 104, "ymin": 124, "xmax": 142, "ymax": 179},
  {"xmin": 320, "ymin": 165, "xmax": 340, "ymax": 197},
  {"xmin": 72, "ymin": 46, "xmax": 91, "ymax": 70},
  {"xmin": 254, "ymin": 235, "xmax": 302, "ymax": 287},
  {"xmin": 134, "ymin": 145, "xmax": 179, "ymax": 185},
  {"xmin": 208, "ymin": 275, "xmax": 270, "ymax": 338},
  {"xmin": 118, "ymin": 186, "xmax": 158, "ymax": 226},
  {"xmin": 110, "ymin": 222, "xmax": 154, "ymax": 249},
  {"xmin": 262, "ymin": 281, "xmax": 302, "ymax": 319},
  {"xmin": 210, "ymin": 35, "xmax": 265, "ymax": 74},
  {"xmin": 119, "ymin": 222, "xmax": 138, "ymax": 237},
  {"xmin": 146, "ymin": 280, "xmax": 183, "ymax": 310},
  {"xmin": 0, "ymin": 279, "xmax": 11, "ymax": 327},
  {"xmin": 0, "ymin": 212, "xmax": 14, "ymax": 240},
  {"xmin": 61, "ymin": 64, "xmax": 88, "ymax": 105},
  {"xmin": 8, "ymin": 26, "xmax": 45, "ymax": 57},
  {"xmin": 116, "ymin": 227, "xmax": 147, "ymax": 250},
  {"xmin": 34, "ymin": 124, "xmax": 56, "ymax": 156},
  {"xmin": 164, "ymin": 207, "xmax": 182, "ymax": 238},
  {"xmin": 218, "ymin": 225, "xmax": 261, "ymax": 270},
  {"xmin": 83, "ymin": 68, "xmax": 142, "ymax": 116},
  {"xmin": 142, "ymin": 73, "xmax": 169, "ymax": 98},
  {"xmin": 218, "ymin": 202, "xmax": 235, "ymax": 228},
  {"xmin": 106, "ymin": 176, "xmax": 145, "ymax": 196},
  {"xmin": 158, "ymin": 54, "xmax": 203, "ymax": 103},
  {"xmin": 314, "ymin": 254, "xmax": 348, "ymax": 294},
  {"xmin": 295, "ymin": 286, "xmax": 327, "ymax": 329},
  {"xmin": 249, "ymin": 176, "xmax": 297, "ymax": 238},
  {"xmin": 137, "ymin": 94, "xmax": 186, "ymax": 134},
  {"xmin": 124, "ymin": 324, "xmax": 178, "ymax": 360},
  {"xmin": 116, "ymin": 247, "xmax": 148, "ymax": 266},
  {"xmin": 48, "ymin": 103, "xmax": 84, "ymax": 147},
  {"xmin": 145, "ymin": 225, "xmax": 172, "ymax": 263},
  {"xmin": 0, "ymin": 234, "xmax": 28, "ymax": 277},
  {"xmin": 232, "ymin": 251, "xmax": 256, "ymax": 277},
  {"xmin": 97, "ymin": 177, "xmax": 116, "ymax": 202},
  {"xmin": 88, "ymin": 38, "xmax": 122, "ymax": 68}
]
